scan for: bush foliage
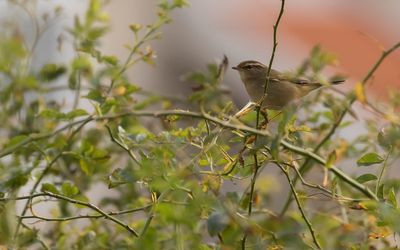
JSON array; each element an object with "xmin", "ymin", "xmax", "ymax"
[{"xmin": 0, "ymin": 1, "xmax": 400, "ymax": 249}]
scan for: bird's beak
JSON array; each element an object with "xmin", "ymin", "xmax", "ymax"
[{"xmin": 232, "ymin": 66, "xmax": 238, "ymax": 70}]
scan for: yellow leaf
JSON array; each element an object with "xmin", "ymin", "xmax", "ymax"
[
  {"xmin": 384, "ymin": 111, "xmax": 400, "ymax": 124},
  {"xmin": 354, "ymin": 82, "xmax": 366, "ymax": 104},
  {"xmin": 113, "ymin": 85, "xmax": 126, "ymax": 96}
]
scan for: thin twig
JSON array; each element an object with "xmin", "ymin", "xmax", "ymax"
[
  {"xmin": 375, "ymin": 146, "xmax": 393, "ymax": 196},
  {"xmin": 20, "ymin": 222, "xmax": 50, "ymax": 250},
  {"xmin": 105, "ymin": 125, "xmax": 141, "ymax": 164},
  {"xmin": 72, "ymin": 46, "xmax": 82, "ymax": 111},
  {"xmin": 274, "ymin": 162, "xmax": 322, "ymax": 249},
  {"xmin": 272, "ymin": 160, "xmax": 352, "ymax": 200},
  {"xmin": 303, "ymin": 41, "xmax": 400, "ymax": 176},
  {"xmin": 261, "ymin": 0, "xmax": 286, "ymax": 104},
  {"xmin": 0, "ymin": 110, "xmax": 375, "ymax": 201},
  {"xmin": 248, "ymin": 155, "xmax": 261, "ymax": 216},
  {"xmin": 20, "ymin": 204, "xmax": 152, "ymax": 222},
  {"xmin": 12, "ymin": 118, "xmax": 92, "ymax": 241},
  {"xmin": 280, "ymin": 41, "xmax": 400, "ymax": 216},
  {"xmin": 242, "ymin": 1, "xmax": 286, "ymax": 248},
  {"xmin": 279, "ymin": 141, "xmax": 378, "ymax": 201},
  {"xmin": 0, "ymin": 110, "xmax": 269, "ymax": 159},
  {"xmin": 7, "ymin": 192, "xmax": 139, "ymax": 236},
  {"xmin": 107, "ymin": 21, "xmax": 164, "ymax": 94}
]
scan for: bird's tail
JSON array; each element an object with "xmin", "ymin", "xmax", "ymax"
[{"xmin": 330, "ymin": 79, "xmax": 345, "ymax": 85}]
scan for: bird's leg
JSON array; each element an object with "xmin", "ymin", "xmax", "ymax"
[
  {"xmin": 234, "ymin": 101, "xmax": 257, "ymax": 118},
  {"xmin": 260, "ymin": 108, "xmax": 269, "ymax": 128}
]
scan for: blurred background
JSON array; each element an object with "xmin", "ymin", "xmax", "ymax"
[
  {"xmin": 1, "ymin": 0, "xmax": 399, "ymax": 213},
  {"xmin": 2, "ymin": 0, "xmax": 400, "ymax": 104},
  {"xmin": 104, "ymin": 0, "xmax": 400, "ymax": 105}
]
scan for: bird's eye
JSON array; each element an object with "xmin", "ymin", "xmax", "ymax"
[{"xmin": 244, "ymin": 65, "xmax": 253, "ymax": 70}]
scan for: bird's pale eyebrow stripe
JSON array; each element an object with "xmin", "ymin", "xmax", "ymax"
[{"xmin": 241, "ymin": 63, "xmax": 264, "ymax": 68}]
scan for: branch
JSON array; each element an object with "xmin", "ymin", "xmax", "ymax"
[
  {"xmin": 274, "ymin": 162, "xmax": 322, "ymax": 249},
  {"xmin": 0, "ymin": 108, "xmax": 377, "ymax": 201},
  {"xmin": 4, "ymin": 192, "xmax": 139, "ymax": 236},
  {"xmin": 107, "ymin": 19, "xmax": 167, "ymax": 94},
  {"xmin": 261, "ymin": 0, "xmax": 286, "ymax": 103},
  {"xmin": 271, "ymin": 159, "xmax": 359, "ymax": 202},
  {"xmin": 20, "ymin": 204, "xmax": 152, "ymax": 222},
  {"xmin": 0, "ymin": 110, "xmax": 269, "ymax": 159},
  {"xmin": 243, "ymin": 0, "xmax": 286, "ymax": 248},
  {"xmin": 303, "ymin": 41, "xmax": 400, "ymax": 175},
  {"xmin": 105, "ymin": 125, "xmax": 140, "ymax": 164},
  {"xmin": 279, "ymin": 141, "xmax": 378, "ymax": 201},
  {"xmin": 375, "ymin": 146, "xmax": 392, "ymax": 195},
  {"xmin": 13, "ymin": 118, "xmax": 92, "ymax": 240},
  {"xmin": 0, "ymin": 116, "xmax": 93, "ymax": 158},
  {"xmin": 280, "ymin": 41, "xmax": 400, "ymax": 215}
]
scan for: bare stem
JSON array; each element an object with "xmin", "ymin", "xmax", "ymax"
[
  {"xmin": 375, "ymin": 146, "xmax": 393, "ymax": 196},
  {"xmin": 242, "ymin": 1, "xmax": 286, "ymax": 248},
  {"xmin": 41, "ymin": 191, "xmax": 139, "ymax": 236},
  {"xmin": 274, "ymin": 162, "xmax": 321, "ymax": 249},
  {"xmin": 19, "ymin": 204, "xmax": 152, "ymax": 222}
]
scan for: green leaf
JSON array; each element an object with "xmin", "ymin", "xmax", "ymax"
[
  {"xmin": 41, "ymin": 183, "xmax": 60, "ymax": 194},
  {"xmin": 66, "ymin": 109, "xmax": 88, "ymax": 119},
  {"xmin": 39, "ymin": 63, "xmax": 66, "ymax": 82},
  {"xmin": 39, "ymin": 109, "xmax": 64, "ymax": 119},
  {"xmin": 91, "ymin": 148, "xmax": 110, "ymax": 163},
  {"xmin": 61, "ymin": 182, "xmax": 79, "ymax": 197},
  {"xmin": 356, "ymin": 174, "xmax": 377, "ymax": 184},
  {"xmin": 5, "ymin": 135, "xmax": 28, "ymax": 147},
  {"xmin": 107, "ymin": 168, "xmax": 136, "ymax": 188},
  {"xmin": 87, "ymin": 26, "xmax": 109, "ymax": 41},
  {"xmin": 102, "ymin": 55, "xmax": 118, "ymax": 65},
  {"xmin": 325, "ymin": 150, "xmax": 336, "ymax": 169},
  {"xmin": 387, "ymin": 188, "xmax": 397, "ymax": 208},
  {"xmin": 377, "ymin": 184, "xmax": 385, "ymax": 200},
  {"xmin": 356, "ymin": 152, "xmax": 384, "ymax": 167},
  {"xmin": 68, "ymin": 73, "xmax": 77, "ymax": 89},
  {"xmin": 79, "ymin": 159, "xmax": 94, "ymax": 175},
  {"xmin": 72, "ymin": 57, "xmax": 92, "ymax": 73},
  {"xmin": 172, "ymin": 0, "xmax": 189, "ymax": 8},
  {"xmin": 16, "ymin": 229, "xmax": 38, "ymax": 248},
  {"xmin": 84, "ymin": 89, "xmax": 105, "ymax": 103},
  {"xmin": 198, "ymin": 159, "xmax": 209, "ymax": 166},
  {"xmin": 377, "ymin": 203, "xmax": 400, "ymax": 233},
  {"xmin": 4, "ymin": 170, "xmax": 29, "ymax": 189}
]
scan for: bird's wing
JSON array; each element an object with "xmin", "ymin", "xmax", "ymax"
[{"xmin": 288, "ymin": 77, "xmax": 322, "ymax": 86}]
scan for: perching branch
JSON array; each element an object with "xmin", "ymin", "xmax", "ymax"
[
  {"xmin": 0, "ymin": 110, "xmax": 269, "ymax": 159},
  {"xmin": 242, "ymin": 1, "xmax": 286, "ymax": 248},
  {"xmin": 0, "ymin": 109, "xmax": 377, "ymax": 201},
  {"xmin": 261, "ymin": 0, "xmax": 286, "ymax": 104}
]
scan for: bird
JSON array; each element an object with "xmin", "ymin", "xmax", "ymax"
[{"xmin": 232, "ymin": 60, "xmax": 344, "ymax": 111}]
